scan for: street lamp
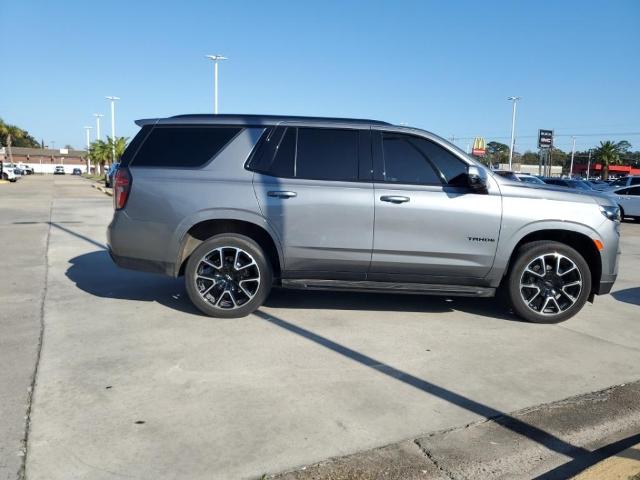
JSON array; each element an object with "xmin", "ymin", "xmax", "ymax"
[
  {"xmin": 84, "ymin": 126, "xmax": 93, "ymax": 173},
  {"xmin": 569, "ymin": 136, "xmax": 576, "ymax": 178},
  {"xmin": 507, "ymin": 96, "xmax": 521, "ymax": 169},
  {"xmin": 105, "ymin": 96, "xmax": 120, "ymax": 163},
  {"xmin": 205, "ymin": 54, "xmax": 227, "ymax": 114},
  {"xmin": 93, "ymin": 113, "xmax": 104, "ymax": 141}
]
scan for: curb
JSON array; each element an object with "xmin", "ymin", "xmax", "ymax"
[
  {"xmin": 91, "ymin": 183, "xmax": 113, "ymax": 196},
  {"xmin": 573, "ymin": 442, "xmax": 640, "ymax": 479},
  {"xmin": 272, "ymin": 381, "xmax": 640, "ymax": 480}
]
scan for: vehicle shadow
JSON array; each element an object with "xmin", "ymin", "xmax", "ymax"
[
  {"xmin": 66, "ymin": 250, "xmax": 519, "ymax": 322},
  {"xmin": 265, "ymin": 287, "xmax": 518, "ymax": 321},
  {"xmin": 65, "ymin": 250, "xmax": 200, "ymax": 315},
  {"xmin": 611, "ymin": 287, "xmax": 640, "ymax": 306}
]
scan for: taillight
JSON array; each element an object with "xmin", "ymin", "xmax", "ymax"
[{"xmin": 114, "ymin": 168, "xmax": 131, "ymax": 210}]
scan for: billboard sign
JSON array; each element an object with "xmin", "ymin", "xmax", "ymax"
[
  {"xmin": 538, "ymin": 129, "xmax": 553, "ymax": 149},
  {"xmin": 471, "ymin": 137, "xmax": 486, "ymax": 156}
]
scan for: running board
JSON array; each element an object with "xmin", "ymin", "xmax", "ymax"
[{"xmin": 281, "ymin": 279, "xmax": 495, "ymax": 297}]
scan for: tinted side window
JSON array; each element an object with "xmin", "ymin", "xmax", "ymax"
[
  {"xmin": 296, "ymin": 128, "xmax": 359, "ymax": 181},
  {"xmin": 617, "ymin": 188, "xmax": 629, "ymax": 195},
  {"xmin": 131, "ymin": 126, "xmax": 241, "ymax": 167},
  {"xmin": 417, "ymin": 140, "xmax": 467, "ymax": 183},
  {"xmin": 381, "ymin": 133, "xmax": 441, "ymax": 185},
  {"xmin": 270, "ymin": 128, "xmax": 295, "ymax": 177},
  {"xmin": 630, "ymin": 177, "xmax": 640, "ymax": 185},
  {"xmin": 120, "ymin": 125, "xmax": 152, "ymax": 166}
]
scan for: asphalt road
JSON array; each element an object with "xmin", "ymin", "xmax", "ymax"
[{"xmin": 1, "ymin": 175, "xmax": 639, "ymax": 480}]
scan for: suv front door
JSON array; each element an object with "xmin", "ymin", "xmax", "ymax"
[
  {"xmin": 251, "ymin": 126, "xmax": 374, "ymax": 278},
  {"xmin": 370, "ymin": 129, "xmax": 502, "ymax": 282}
]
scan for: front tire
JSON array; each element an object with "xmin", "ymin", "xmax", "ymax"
[
  {"xmin": 506, "ymin": 241, "xmax": 591, "ymax": 323},
  {"xmin": 185, "ymin": 234, "xmax": 272, "ymax": 318}
]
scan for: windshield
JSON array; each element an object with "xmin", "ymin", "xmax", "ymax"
[
  {"xmin": 519, "ymin": 176, "xmax": 544, "ymax": 184},
  {"xmin": 568, "ymin": 180, "xmax": 592, "ymax": 190},
  {"xmin": 610, "ymin": 177, "xmax": 627, "ymax": 186}
]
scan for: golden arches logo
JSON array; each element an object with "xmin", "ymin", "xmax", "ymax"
[{"xmin": 472, "ymin": 137, "xmax": 486, "ymax": 156}]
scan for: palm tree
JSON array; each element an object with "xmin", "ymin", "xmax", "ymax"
[
  {"xmin": 593, "ymin": 140, "xmax": 630, "ymax": 179},
  {"xmin": 88, "ymin": 140, "xmax": 110, "ymax": 175},
  {"xmin": 106, "ymin": 136, "xmax": 129, "ymax": 163}
]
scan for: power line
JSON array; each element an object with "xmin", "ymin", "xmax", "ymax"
[{"xmin": 448, "ymin": 132, "xmax": 640, "ymax": 141}]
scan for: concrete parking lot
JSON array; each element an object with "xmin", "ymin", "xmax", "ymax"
[{"xmin": 2, "ymin": 175, "xmax": 640, "ymax": 479}]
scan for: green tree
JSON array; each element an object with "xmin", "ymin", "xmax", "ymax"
[
  {"xmin": 0, "ymin": 118, "xmax": 40, "ymax": 148},
  {"xmin": 593, "ymin": 140, "xmax": 630, "ymax": 179},
  {"xmin": 88, "ymin": 140, "xmax": 111, "ymax": 175},
  {"xmin": 106, "ymin": 136, "xmax": 129, "ymax": 161},
  {"xmin": 88, "ymin": 136, "xmax": 128, "ymax": 175},
  {"xmin": 521, "ymin": 151, "xmax": 540, "ymax": 165},
  {"xmin": 486, "ymin": 141, "xmax": 510, "ymax": 165}
]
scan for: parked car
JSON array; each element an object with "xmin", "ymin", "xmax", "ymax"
[
  {"xmin": 492, "ymin": 170, "xmax": 520, "ymax": 181},
  {"xmin": 605, "ymin": 176, "xmax": 640, "ymax": 190},
  {"xmin": 1, "ymin": 166, "xmax": 18, "ymax": 182},
  {"xmin": 587, "ymin": 179, "xmax": 611, "ymax": 190},
  {"xmin": 542, "ymin": 177, "xmax": 594, "ymax": 191},
  {"xmin": 515, "ymin": 173, "xmax": 545, "ymax": 185},
  {"xmin": 603, "ymin": 185, "xmax": 640, "ymax": 221},
  {"xmin": 72, "ymin": 168, "xmax": 82, "ymax": 175},
  {"xmin": 2, "ymin": 163, "xmax": 23, "ymax": 177},
  {"xmin": 17, "ymin": 164, "xmax": 34, "ymax": 175},
  {"xmin": 54, "ymin": 166, "xmax": 65, "ymax": 175},
  {"xmin": 108, "ymin": 114, "xmax": 620, "ymax": 324},
  {"xmin": 104, "ymin": 163, "xmax": 120, "ymax": 187}
]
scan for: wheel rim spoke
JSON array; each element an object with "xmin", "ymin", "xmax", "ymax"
[
  {"xmin": 195, "ymin": 245, "xmax": 261, "ymax": 310},
  {"xmin": 519, "ymin": 252, "xmax": 582, "ymax": 317}
]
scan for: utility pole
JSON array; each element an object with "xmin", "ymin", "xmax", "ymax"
[
  {"xmin": 84, "ymin": 126, "xmax": 93, "ymax": 173},
  {"xmin": 205, "ymin": 55, "xmax": 227, "ymax": 114},
  {"xmin": 586, "ymin": 149, "xmax": 592, "ymax": 178},
  {"xmin": 105, "ymin": 96, "xmax": 119, "ymax": 164},
  {"xmin": 569, "ymin": 136, "xmax": 576, "ymax": 178},
  {"xmin": 507, "ymin": 96, "xmax": 521, "ymax": 169}
]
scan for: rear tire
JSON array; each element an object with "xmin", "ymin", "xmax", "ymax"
[
  {"xmin": 506, "ymin": 241, "xmax": 591, "ymax": 323},
  {"xmin": 185, "ymin": 234, "xmax": 272, "ymax": 318}
]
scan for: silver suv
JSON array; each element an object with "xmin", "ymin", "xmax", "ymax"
[{"xmin": 107, "ymin": 115, "xmax": 620, "ymax": 323}]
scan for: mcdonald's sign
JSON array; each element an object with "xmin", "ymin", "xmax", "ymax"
[{"xmin": 472, "ymin": 137, "xmax": 486, "ymax": 156}]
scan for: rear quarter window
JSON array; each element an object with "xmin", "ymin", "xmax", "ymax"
[{"xmin": 129, "ymin": 126, "xmax": 242, "ymax": 168}]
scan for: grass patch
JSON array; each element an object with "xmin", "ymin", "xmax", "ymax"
[{"xmin": 82, "ymin": 174, "xmax": 105, "ymax": 183}]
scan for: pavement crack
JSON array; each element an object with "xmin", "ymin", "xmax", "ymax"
[
  {"xmin": 16, "ymin": 199, "xmax": 53, "ymax": 480},
  {"xmin": 413, "ymin": 439, "xmax": 458, "ymax": 480}
]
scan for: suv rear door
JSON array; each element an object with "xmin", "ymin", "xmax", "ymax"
[
  {"xmin": 370, "ymin": 128, "xmax": 501, "ymax": 281},
  {"xmin": 251, "ymin": 125, "xmax": 374, "ymax": 278}
]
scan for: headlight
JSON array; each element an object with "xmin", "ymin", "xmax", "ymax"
[{"xmin": 600, "ymin": 205, "xmax": 621, "ymax": 222}]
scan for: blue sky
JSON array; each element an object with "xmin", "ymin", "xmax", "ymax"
[{"xmin": 1, "ymin": 0, "xmax": 639, "ymax": 153}]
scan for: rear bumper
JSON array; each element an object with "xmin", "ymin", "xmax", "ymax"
[
  {"xmin": 108, "ymin": 248, "xmax": 173, "ymax": 276},
  {"xmin": 107, "ymin": 210, "xmax": 177, "ymax": 276}
]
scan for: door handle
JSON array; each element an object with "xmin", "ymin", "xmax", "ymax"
[
  {"xmin": 268, "ymin": 190, "xmax": 297, "ymax": 199},
  {"xmin": 380, "ymin": 195, "xmax": 410, "ymax": 204}
]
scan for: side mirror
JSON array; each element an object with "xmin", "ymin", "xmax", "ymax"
[{"xmin": 467, "ymin": 165, "xmax": 488, "ymax": 193}]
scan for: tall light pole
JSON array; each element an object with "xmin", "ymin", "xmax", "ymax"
[
  {"xmin": 93, "ymin": 113, "xmax": 104, "ymax": 141},
  {"xmin": 586, "ymin": 149, "xmax": 593, "ymax": 178},
  {"xmin": 205, "ymin": 55, "xmax": 227, "ymax": 114},
  {"xmin": 569, "ymin": 136, "xmax": 576, "ymax": 178},
  {"xmin": 507, "ymin": 96, "xmax": 521, "ymax": 169},
  {"xmin": 106, "ymin": 96, "xmax": 119, "ymax": 164},
  {"xmin": 84, "ymin": 126, "xmax": 93, "ymax": 173}
]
